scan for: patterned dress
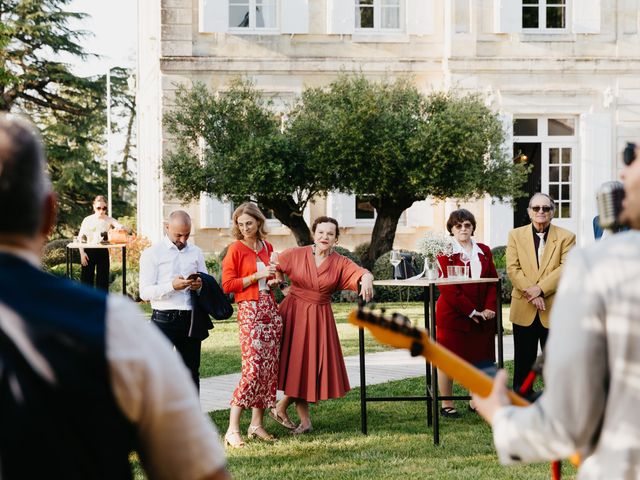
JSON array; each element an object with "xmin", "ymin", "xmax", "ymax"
[{"xmin": 232, "ymin": 292, "xmax": 283, "ymax": 408}]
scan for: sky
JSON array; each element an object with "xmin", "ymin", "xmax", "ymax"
[{"xmin": 64, "ymin": 0, "xmax": 137, "ymax": 77}]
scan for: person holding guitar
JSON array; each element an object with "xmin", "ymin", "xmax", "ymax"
[{"xmin": 472, "ymin": 145, "xmax": 640, "ymax": 478}]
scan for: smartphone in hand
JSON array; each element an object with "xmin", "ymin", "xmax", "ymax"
[{"xmin": 186, "ymin": 273, "xmax": 199, "ymax": 280}]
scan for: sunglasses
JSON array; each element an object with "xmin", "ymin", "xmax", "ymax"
[
  {"xmin": 95, "ymin": 206, "xmax": 107, "ymax": 211},
  {"xmin": 453, "ymin": 222, "xmax": 473, "ymax": 229},
  {"xmin": 530, "ymin": 206, "xmax": 552, "ymax": 213}
]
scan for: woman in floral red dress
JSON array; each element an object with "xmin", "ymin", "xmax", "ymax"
[{"xmin": 222, "ymin": 203, "xmax": 282, "ymax": 448}]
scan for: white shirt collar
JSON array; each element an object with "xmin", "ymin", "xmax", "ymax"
[
  {"xmin": 451, "ymin": 238, "xmax": 485, "ymax": 257},
  {"xmin": 162, "ymin": 235, "xmax": 190, "ymax": 252}
]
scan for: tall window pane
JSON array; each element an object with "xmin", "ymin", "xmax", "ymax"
[
  {"xmin": 256, "ymin": 0, "xmax": 276, "ymax": 28},
  {"xmin": 356, "ymin": 0, "xmax": 374, "ymax": 28},
  {"xmin": 546, "ymin": 5, "xmax": 566, "ymax": 28},
  {"xmin": 381, "ymin": 0, "xmax": 400, "ymax": 28},
  {"xmin": 230, "ymin": 0, "xmax": 250, "ymax": 28},
  {"xmin": 522, "ymin": 6, "xmax": 539, "ymax": 28}
]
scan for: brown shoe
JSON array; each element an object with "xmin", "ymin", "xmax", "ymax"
[
  {"xmin": 247, "ymin": 424, "xmax": 276, "ymax": 442},
  {"xmin": 269, "ymin": 408, "xmax": 297, "ymax": 430}
]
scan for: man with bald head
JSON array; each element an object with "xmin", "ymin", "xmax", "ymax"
[
  {"xmin": 506, "ymin": 193, "xmax": 575, "ymax": 392},
  {"xmin": 0, "ymin": 114, "xmax": 228, "ymax": 479},
  {"xmin": 139, "ymin": 210, "xmax": 208, "ymax": 389}
]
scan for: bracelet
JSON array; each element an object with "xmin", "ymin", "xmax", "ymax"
[{"xmin": 249, "ymin": 274, "xmax": 256, "ymax": 284}]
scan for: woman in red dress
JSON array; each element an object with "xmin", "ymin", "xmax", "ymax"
[
  {"xmin": 269, "ymin": 217, "xmax": 374, "ymax": 435},
  {"xmin": 436, "ymin": 209, "xmax": 498, "ymax": 418},
  {"xmin": 222, "ymin": 203, "xmax": 282, "ymax": 448}
]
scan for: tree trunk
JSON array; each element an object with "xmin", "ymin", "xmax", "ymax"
[
  {"xmin": 264, "ymin": 196, "xmax": 313, "ymax": 246},
  {"xmin": 363, "ymin": 198, "xmax": 414, "ymax": 270}
]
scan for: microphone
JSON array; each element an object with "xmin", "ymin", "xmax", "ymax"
[{"xmin": 596, "ymin": 181, "xmax": 625, "ymax": 230}]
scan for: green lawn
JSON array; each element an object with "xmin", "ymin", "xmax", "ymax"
[
  {"xmin": 207, "ymin": 371, "xmax": 573, "ymax": 480},
  {"xmin": 138, "ymin": 302, "xmax": 512, "ymax": 378}
]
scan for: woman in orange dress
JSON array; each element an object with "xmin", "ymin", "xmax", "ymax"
[
  {"xmin": 270, "ymin": 216, "xmax": 374, "ymax": 434},
  {"xmin": 221, "ymin": 203, "xmax": 282, "ymax": 448}
]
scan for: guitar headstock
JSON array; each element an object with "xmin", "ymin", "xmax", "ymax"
[{"xmin": 348, "ymin": 307, "xmax": 429, "ymax": 355}]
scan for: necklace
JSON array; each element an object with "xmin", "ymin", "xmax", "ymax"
[{"xmin": 244, "ymin": 239, "xmax": 261, "ymax": 254}]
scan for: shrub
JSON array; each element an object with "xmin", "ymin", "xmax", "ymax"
[
  {"xmin": 219, "ymin": 244, "xmax": 231, "ymax": 262},
  {"xmin": 43, "ymin": 238, "xmax": 77, "ymax": 269},
  {"xmin": 333, "ymin": 246, "xmax": 362, "ymax": 266},
  {"xmin": 205, "ymin": 254, "xmax": 222, "ymax": 281},
  {"xmin": 48, "ymin": 263, "xmax": 80, "ymax": 281},
  {"xmin": 109, "ymin": 235, "xmax": 151, "ymax": 271},
  {"xmin": 491, "ymin": 245, "xmax": 507, "ymax": 270},
  {"xmin": 372, "ymin": 250, "xmax": 425, "ymax": 302},
  {"xmin": 110, "ymin": 269, "xmax": 141, "ymax": 301},
  {"xmin": 490, "ymin": 246, "xmax": 511, "ymax": 304},
  {"xmin": 353, "ymin": 242, "xmax": 370, "ymax": 264}
]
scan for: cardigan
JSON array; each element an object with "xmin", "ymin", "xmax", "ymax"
[{"xmin": 222, "ymin": 239, "xmax": 274, "ymax": 303}]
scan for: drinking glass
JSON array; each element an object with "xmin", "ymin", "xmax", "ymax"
[
  {"xmin": 269, "ymin": 251, "xmax": 279, "ymax": 266},
  {"xmin": 459, "ymin": 251, "xmax": 470, "ymax": 278},
  {"xmin": 390, "ymin": 250, "xmax": 401, "ymax": 280}
]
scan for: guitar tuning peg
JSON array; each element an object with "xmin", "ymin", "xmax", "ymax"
[
  {"xmin": 410, "ymin": 341, "xmax": 424, "ymax": 357},
  {"xmin": 397, "ymin": 314, "xmax": 410, "ymax": 325}
]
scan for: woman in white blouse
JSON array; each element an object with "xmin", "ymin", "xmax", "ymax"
[{"xmin": 78, "ymin": 195, "xmax": 123, "ymax": 290}]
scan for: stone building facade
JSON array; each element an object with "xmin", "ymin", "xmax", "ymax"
[{"xmin": 137, "ymin": 0, "xmax": 640, "ymax": 253}]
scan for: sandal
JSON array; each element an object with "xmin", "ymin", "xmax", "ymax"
[
  {"xmin": 224, "ymin": 430, "xmax": 246, "ymax": 449},
  {"xmin": 247, "ymin": 424, "xmax": 276, "ymax": 442},
  {"xmin": 269, "ymin": 408, "xmax": 297, "ymax": 430},
  {"xmin": 290, "ymin": 424, "xmax": 313, "ymax": 435},
  {"xmin": 440, "ymin": 406, "xmax": 460, "ymax": 418}
]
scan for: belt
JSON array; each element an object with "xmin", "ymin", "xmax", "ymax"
[{"xmin": 152, "ymin": 309, "xmax": 191, "ymax": 315}]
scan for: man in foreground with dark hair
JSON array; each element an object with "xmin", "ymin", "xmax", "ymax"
[
  {"xmin": 0, "ymin": 114, "xmax": 229, "ymax": 479},
  {"xmin": 473, "ymin": 145, "xmax": 640, "ymax": 478}
]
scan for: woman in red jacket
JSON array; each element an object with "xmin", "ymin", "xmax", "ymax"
[
  {"xmin": 222, "ymin": 203, "xmax": 282, "ymax": 448},
  {"xmin": 436, "ymin": 209, "xmax": 498, "ymax": 418}
]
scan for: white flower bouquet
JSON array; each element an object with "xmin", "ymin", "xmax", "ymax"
[{"xmin": 417, "ymin": 232, "xmax": 454, "ymax": 260}]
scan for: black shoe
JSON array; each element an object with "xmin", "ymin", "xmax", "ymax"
[{"xmin": 440, "ymin": 406, "xmax": 460, "ymax": 418}]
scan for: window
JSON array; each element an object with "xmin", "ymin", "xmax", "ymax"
[
  {"xmin": 229, "ymin": 0, "xmax": 277, "ymax": 29},
  {"xmin": 548, "ymin": 147, "xmax": 572, "ymax": 218},
  {"xmin": 514, "ymin": 118, "xmax": 538, "ymax": 136},
  {"xmin": 548, "ymin": 118, "xmax": 575, "ymax": 136},
  {"xmin": 522, "ymin": 0, "xmax": 567, "ymax": 30},
  {"xmin": 355, "ymin": 195, "xmax": 376, "ymax": 221},
  {"xmin": 355, "ymin": 0, "xmax": 401, "ymax": 30}
]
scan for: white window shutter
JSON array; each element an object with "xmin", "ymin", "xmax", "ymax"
[
  {"xmin": 199, "ymin": 0, "xmax": 228, "ymax": 33},
  {"xmin": 572, "ymin": 0, "xmax": 601, "ymax": 33},
  {"xmin": 493, "ymin": 0, "xmax": 521, "ymax": 33},
  {"xmin": 406, "ymin": 199, "xmax": 434, "ymax": 227},
  {"xmin": 327, "ymin": 0, "xmax": 355, "ymax": 34},
  {"xmin": 579, "ymin": 113, "xmax": 612, "ymax": 244},
  {"xmin": 327, "ymin": 191, "xmax": 356, "ymax": 227},
  {"xmin": 200, "ymin": 194, "xmax": 230, "ymax": 228},
  {"xmin": 281, "ymin": 0, "xmax": 309, "ymax": 33},
  {"xmin": 407, "ymin": 0, "xmax": 434, "ymax": 35}
]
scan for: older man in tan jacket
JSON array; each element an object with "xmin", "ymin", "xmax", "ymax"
[{"xmin": 506, "ymin": 193, "xmax": 575, "ymax": 391}]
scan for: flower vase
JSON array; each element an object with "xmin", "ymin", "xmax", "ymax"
[{"xmin": 424, "ymin": 257, "xmax": 442, "ymax": 280}]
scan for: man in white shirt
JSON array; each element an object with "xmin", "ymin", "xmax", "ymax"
[
  {"xmin": 139, "ymin": 211, "xmax": 207, "ymax": 389},
  {"xmin": 0, "ymin": 114, "xmax": 228, "ymax": 479},
  {"xmin": 473, "ymin": 145, "xmax": 640, "ymax": 479}
]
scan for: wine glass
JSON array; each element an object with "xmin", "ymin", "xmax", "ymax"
[
  {"xmin": 390, "ymin": 250, "xmax": 401, "ymax": 280},
  {"xmin": 459, "ymin": 251, "xmax": 470, "ymax": 278},
  {"xmin": 269, "ymin": 251, "xmax": 279, "ymax": 266}
]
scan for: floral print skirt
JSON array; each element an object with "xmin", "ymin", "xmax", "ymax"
[{"xmin": 231, "ymin": 291, "xmax": 283, "ymax": 409}]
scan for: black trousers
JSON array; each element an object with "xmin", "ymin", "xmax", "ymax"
[
  {"xmin": 512, "ymin": 314, "xmax": 548, "ymax": 392},
  {"xmin": 80, "ymin": 248, "xmax": 110, "ymax": 291},
  {"xmin": 151, "ymin": 310, "xmax": 201, "ymax": 391}
]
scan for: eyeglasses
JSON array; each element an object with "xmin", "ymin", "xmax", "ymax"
[
  {"xmin": 95, "ymin": 206, "xmax": 107, "ymax": 211},
  {"xmin": 530, "ymin": 206, "xmax": 552, "ymax": 213},
  {"xmin": 453, "ymin": 222, "xmax": 473, "ymax": 230}
]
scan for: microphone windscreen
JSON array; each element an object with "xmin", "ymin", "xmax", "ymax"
[{"xmin": 596, "ymin": 181, "xmax": 625, "ymax": 230}]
